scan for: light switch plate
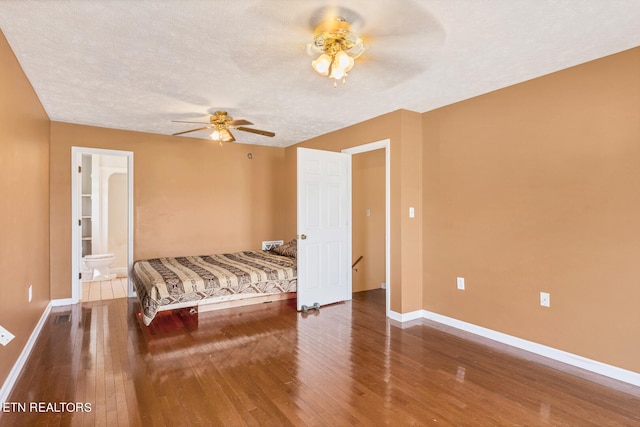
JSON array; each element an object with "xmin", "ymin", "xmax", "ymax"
[
  {"xmin": 0, "ymin": 325, "xmax": 15, "ymax": 346},
  {"xmin": 540, "ymin": 292, "xmax": 550, "ymax": 307}
]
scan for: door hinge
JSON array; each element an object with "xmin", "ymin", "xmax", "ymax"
[
  {"xmin": 78, "ymin": 165, "xmax": 81, "ymax": 173},
  {"xmin": 79, "ymin": 272, "xmax": 82, "ymax": 280},
  {"xmin": 78, "ymin": 219, "xmax": 81, "ymax": 226}
]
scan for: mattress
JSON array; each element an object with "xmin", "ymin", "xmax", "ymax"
[{"xmin": 131, "ymin": 250, "xmax": 297, "ymax": 325}]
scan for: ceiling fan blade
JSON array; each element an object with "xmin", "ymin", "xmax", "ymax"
[
  {"xmin": 172, "ymin": 126, "xmax": 212, "ymax": 136},
  {"xmin": 228, "ymin": 119, "xmax": 253, "ymax": 126},
  {"xmin": 172, "ymin": 120, "xmax": 209, "ymax": 124},
  {"xmin": 236, "ymin": 127, "xmax": 275, "ymax": 137}
]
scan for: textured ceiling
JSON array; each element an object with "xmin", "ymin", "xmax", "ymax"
[{"xmin": 1, "ymin": 1, "xmax": 639, "ymax": 147}]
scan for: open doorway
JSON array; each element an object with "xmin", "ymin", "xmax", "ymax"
[
  {"xmin": 351, "ymin": 150, "xmax": 386, "ymax": 290},
  {"xmin": 71, "ymin": 147, "xmax": 134, "ymax": 303},
  {"xmin": 343, "ymin": 140, "xmax": 390, "ymax": 316}
]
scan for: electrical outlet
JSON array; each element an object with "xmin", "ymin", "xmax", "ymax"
[
  {"xmin": 457, "ymin": 277, "xmax": 465, "ymax": 290},
  {"xmin": 29, "ymin": 285, "xmax": 32, "ymax": 302},
  {"xmin": 0, "ymin": 325, "xmax": 15, "ymax": 346},
  {"xmin": 540, "ymin": 292, "xmax": 550, "ymax": 307}
]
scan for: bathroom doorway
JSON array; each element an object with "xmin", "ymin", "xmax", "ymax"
[{"xmin": 71, "ymin": 147, "xmax": 134, "ymax": 303}]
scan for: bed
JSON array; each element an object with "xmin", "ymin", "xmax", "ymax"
[{"xmin": 131, "ymin": 243, "xmax": 297, "ymax": 326}]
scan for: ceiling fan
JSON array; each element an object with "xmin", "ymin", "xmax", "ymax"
[
  {"xmin": 172, "ymin": 111, "xmax": 275, "ymax": 143},
  {"xmin": 245, "ymin": 3, "xmax": 445, "ymax": 89}
]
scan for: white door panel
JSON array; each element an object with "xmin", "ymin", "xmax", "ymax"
[{"xmin": 297, "ymin": 147, "xmax": 351, "ymax": 311}]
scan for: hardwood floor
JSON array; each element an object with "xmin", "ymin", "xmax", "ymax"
[
  {"xmin": 81, "ymin": 277, "xmax": 129, "ymax": 301},
  {"xmin": 2, "ymin": 290, "xmax": 639, "ymax": 426}
]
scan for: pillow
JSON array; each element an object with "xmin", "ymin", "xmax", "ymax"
[{"xmin": 270, "ymin": 239, "xmax": 297, "ymax": 258}]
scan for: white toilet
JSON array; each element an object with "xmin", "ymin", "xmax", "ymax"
[{"xmin": 84, "ymin": 254, "xmax": 116, "ymax": 280}]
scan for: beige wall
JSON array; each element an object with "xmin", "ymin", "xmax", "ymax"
[
  {"xmin": 422, "ymin": 47, "xmax": 640, "ymax": 372},
  {"xmin": 0, "ymin": 30, "xmax": 50, "ymax": 389},
  {"xmin": 50, "ymin": 123, "xmax": 286, "ymax": 299},
  {"xmin": 283, "ymin": 109, "xmax": 424, "ymax": 313},
  {"xmin": 352, "ymin": 149, "xmax": 386, "ymax": 292}
]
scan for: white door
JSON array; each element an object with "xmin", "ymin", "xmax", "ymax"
[{"xmin": 297, "ymin": 147, "xmax": 352, "ymax": 311}]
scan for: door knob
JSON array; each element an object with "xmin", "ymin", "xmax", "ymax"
[{"xmin": 300, "ymin": 234, "xmax": 307, "ymax": 240}]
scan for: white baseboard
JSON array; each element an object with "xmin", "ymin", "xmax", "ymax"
[
  {"xmin": 111, "ymin": 267, "xmax": 128, "ymax": 277},
  {"xmin": 51, "ymin": 298, "xmax": 75, "ymax": 307},
  {"xmin": 388, "ymin": 309, "xmax": 423, "ymax": 323},
  {"xmin": 421, "ymin": 310, "xmax": 640, "ymax": 387},
  {"xmin": 0, "ymin": 302, "xmax": 52, "ymax": 403}
]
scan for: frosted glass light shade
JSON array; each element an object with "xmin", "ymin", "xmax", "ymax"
[{"xmin": 311, "ymin": 54, "xmax": 332, "ymax": 76}]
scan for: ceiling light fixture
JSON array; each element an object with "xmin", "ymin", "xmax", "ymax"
[
  {"xmin": 211, "ymin": 124, "xmax": 235, "ymax": 143},
  {"xmin": 308, "ymin": 16, "xmax": 365, "ymax": 87}
]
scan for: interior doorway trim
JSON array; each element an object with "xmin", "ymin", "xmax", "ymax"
[
  {"xmin": 71, "ymin": 146, "xmax": 134, "ymax": 303},
  {"xmin": 342, "ymin": 139, "xmax": 391, "ymax": 317}
]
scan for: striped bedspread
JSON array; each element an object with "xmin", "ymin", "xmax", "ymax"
[{"xmin": 131, "ymin": 251, "xmax": 297, "ymax": 325}]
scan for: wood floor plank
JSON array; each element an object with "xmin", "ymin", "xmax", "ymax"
[
  {"xmin": 101, "ymin": 281, "xmax": 114, "ymax": 300},
  {"xmin": 111, "ymin": 279, "xmax": 127, "ymax": 299},
  {"xmin": 82, "ymin": 281, "xmax": 91, "ymax": 301},
  {"xmin": 88, "ymin": 281, "xmax": 101, "ymax": 302},
  {"xmin": 1, "ymin": 290, "xmax": 639, "ymax": 426}
]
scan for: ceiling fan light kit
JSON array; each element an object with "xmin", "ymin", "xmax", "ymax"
[
  {"xmin": 309, "ymin": 16, "xmax": 365, "ymax": 87},
  {"xmin": 211, "ymin": 126, "xmax": 235, "ymax": 143}
]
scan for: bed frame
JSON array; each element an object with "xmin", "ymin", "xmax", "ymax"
[{"xmin": 155, "ymin": 291, "xmax": 296, "ymax": 314}]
